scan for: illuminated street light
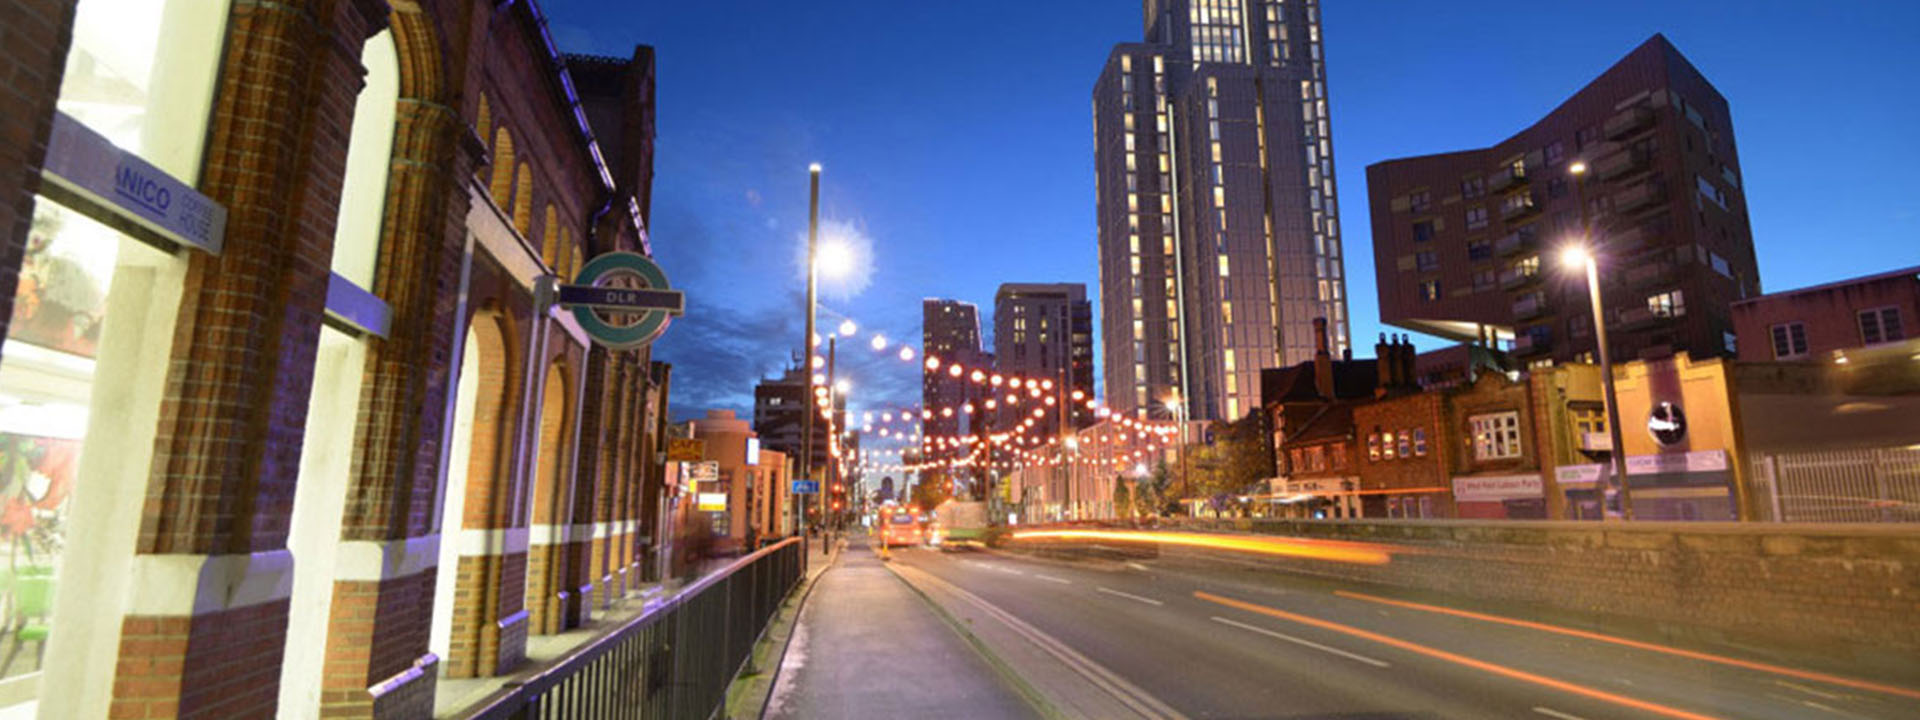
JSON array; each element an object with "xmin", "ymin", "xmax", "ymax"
[
  {"xmin": 898, "ymin": 346, "xmax": 915, "ymax": 362},
  {"xmin": 870, "ymin": 334, "xmax": 887, "ymax": 350},
  {"xmin": 838, "ymin": 318, "xmax": 857, "ymax": 336},
  {"xmin": 819, "ymin": 241, "xmax": 854, "ymax": 279},
  {"xmin": 834, "ymin": 378, "xmax": 851, "ymax": 394}
]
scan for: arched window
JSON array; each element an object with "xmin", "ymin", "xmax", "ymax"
[
  {"xmin": 489, "ymin": 127, "xmax": 515, "ymax": 205},
  {"xmin": 330, "ymin": 28, "xmax": 397, "ymax": 288},
  {"xmin": 542, "ymin": 205, "xmax": 559, "ymax": 269},
  {"xmin": 513, "ymin": 163, "xmax": 533, "ymax": 236},
  {"xmin": 281, "ymin": 25, "xmax": 396, "ymax": 715},
  {"xmin": 474, "ymin": 94, "xmax": 492, "ymax": 185}
]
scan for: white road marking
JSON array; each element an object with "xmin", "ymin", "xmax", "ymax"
[
  {"xmin": 1097, "ymin": 586, "xmax": 1165, "ymax": 607},
  {"xmin": 1211, "ymin": 616, "xmax": 1391, "ymax": 668},
  {"xmin": 1531, "ymin": 707, "xmax": 1588, "ymax": 720},
  {"xmin": 1125, "ymin": 562, "xmax": 1150, "ymax": 571},
  {"xmin": 1775, "ymin": 679, "xmax": 1843, "ymax": 700},
  {"xmin": 1034, "ymin": 574, "xmax": 1073, "ymax": 584}
]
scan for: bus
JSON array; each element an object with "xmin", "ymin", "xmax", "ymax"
[{"xmin": 879, "ymin": 508, "xmax": 925, "ymax": 548}]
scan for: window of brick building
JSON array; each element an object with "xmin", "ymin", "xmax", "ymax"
[
  {"xmin": 1419, "ymin": 279, "xmax": 1441, "ymax": 302},
  {"xmin": 1859, "ymin": 307, "xmax": 1905, "ymax": 345},
  {"xmin": 1410, "ymin": 191, "xmax": 1432, "ymax": 213},
  {"xmin": 1461, "ymin": 176, "xmax": 1485, "ymax": 199},
  {"xmin": 1466, "ymin": 206, "xmax": 1489, "ymax": 230},
  {"xmin": 1771, "ymin": 322, "xmax": 1808, "ymax": 359},
  {"xmin": 1413, "ymin": 219, "xmax": 1435, "ymax": 243},
  {"xmin": 1470, "ymin": 412, "xmax": 1522, "ymax": 460}
]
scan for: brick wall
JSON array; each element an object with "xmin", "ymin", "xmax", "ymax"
[{"xmin": 1160, "ymin": 518, "xmax": 1920, "ymax": 653}]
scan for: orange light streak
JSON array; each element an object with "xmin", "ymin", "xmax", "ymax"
[
  {"xmin": 1194, "ymin": 591, "xmax": 1724, "ymax": 720},
  {"xmin": 1009, "ymin": 529, "xmax": 1396, "ymax": 565},
  {"xmin": 1334, "ymin": 590, "xmax": 1920, "ymax": 701}
]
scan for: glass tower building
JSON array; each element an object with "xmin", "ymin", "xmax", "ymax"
[{"xmin": 1094, "ymin": 0, "xmax": 1350, "ymax": 422}]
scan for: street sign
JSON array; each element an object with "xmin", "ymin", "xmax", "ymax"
[
  {"xmin": 695, "ymin": 493, "xmax": 727, "ymax": 512},
  {"xmin": 667, "ymin": 437, "xmax": 706, "ymax": 462},
  {"xmin": 41, "ymin": 112, "xmax": 227, "ymax": 254},
  {"xmin": 791, "ymin": 479, "xmax": 820, "ymax": 494},
  {"xmin": 557, "ymin": 251, "xmax": 685, "ymax": 350},
  {"xmin": 685, "ymin": 461, "xmax": 719, "ymax": 488}
]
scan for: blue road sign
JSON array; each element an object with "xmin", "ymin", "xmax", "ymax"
[{"xmin": 792, "ymin": 480, "xmax": 820, "ymax": 494}]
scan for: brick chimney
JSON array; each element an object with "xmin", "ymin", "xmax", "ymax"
[
  {"xmin": 1313, "ymin": 317, "xmax": 1334, "ymax": 399},
  {"xmin": 1374, "ymin": 333, "xmax": 1392, "ymax": 395}
]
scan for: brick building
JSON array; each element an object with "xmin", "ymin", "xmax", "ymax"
[
  {"xmin": 0, "ymin": 1, "xmax": 673, "ymax": 718},
  {"xmin": 1368, "ymin": 34, "xmax": 1760, "ymax": 365},
  {"xmin": 1730, "ymin": 265, "xmax": 1917, "ymax": 363}
]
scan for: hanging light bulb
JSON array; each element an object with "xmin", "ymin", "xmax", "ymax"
[{"xmin": 900, "ymin": 346, "xmax": 915, "ymax": 362}]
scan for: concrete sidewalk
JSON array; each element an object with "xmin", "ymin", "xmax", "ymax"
[{"xmin": 763, "ymin": 537, "xmax": 1043, "ymax": 720}]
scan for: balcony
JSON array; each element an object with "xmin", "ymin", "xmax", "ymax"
[
  {"xmin": 1611, "ymin": 182, "xmax": 1663, "ymax": 215},
  {"xmin": 1577, "ymin": 431, "xmax": 1613, "ymax": 452},
  {"xmin": 1604, "ymin": 224, "xmax": 1650, "ymax": 254},
  {"xmin": 1488, "ymin": 166, "xmax": 1529, "ymax": 193},
  {"xmin": 1616, "ymin": 305, "xmax": 1673, "ymax": 331},
  {"xmin": 1512, "ymin": 330, "xmax": 1553, "ymax": 356},
  {"xmin": 1623, "ymin": 260, "xmax": 1676, "ymax": 289},
  {"xmin": 1494, "ymin": 229, "xmax": 1537, "ymax": 257},
  {"xmin": 1500, "ymin": 266, "xmax": 1541, "ymax": 290},
  {"xmin": 1604, "ymin": 106, "xmax": 1655, "ymax": 140},
  {"xmin": 1500, "ymin": 191, "xmax": 1541, "ymax": 221},
  {"xmin": 1512, "ymin": 295, "xmax": 1549, "ymax": 320},
  {"xmin": 1594, "ymin": 147, "xmax": 1649, "ymax": 181}
]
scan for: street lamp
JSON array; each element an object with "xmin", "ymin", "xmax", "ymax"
[
  {"xmin": 1564, "ymin": 163, "xmax": 1634, "ymax": 521},
  {"xmin": 800, "ymin": 164, "xmax": 821, "ymax": 538}
]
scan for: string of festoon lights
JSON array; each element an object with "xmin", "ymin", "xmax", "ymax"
[{"xmin": 802, "ymin": 312, "xmax": 1186, "ymax": 476}]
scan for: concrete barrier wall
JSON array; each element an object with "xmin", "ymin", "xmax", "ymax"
[{"xmin": 1065, "ymin": 519, "xmax": 1920, "ymax": 654}]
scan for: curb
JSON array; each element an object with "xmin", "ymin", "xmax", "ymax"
[{"xmin": 721, "ymin": 541, "xmax": 840, "ymax": 720}]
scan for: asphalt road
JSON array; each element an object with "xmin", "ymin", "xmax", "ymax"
[{"xmin": 888, "ymin": 543, "xmax": 1920, "ymax": 720}]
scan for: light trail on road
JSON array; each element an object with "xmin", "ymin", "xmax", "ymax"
[
  {"xmin": 1195, "ymin": 590, "xmax": 1726, "ymax": 720},
  {"xmin": 1009, "ymin": 528, "xmax": 1401, "ymax": 565},
  {"xmin": 1334, "ymin": 589, "xmax": 1920, "ymax": 701}
]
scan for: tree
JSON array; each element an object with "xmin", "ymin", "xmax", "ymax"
[
  {"xmin": 1112, "ymin": 478, "xmax": 1133, "ymax": 519},
  {"xmin": 1184, "ymin": 413, "xmax": 1276, "ymax": 517},
  {"xmin": 910, "ymin": 477, "xmax": 950, "ymax": 512}
]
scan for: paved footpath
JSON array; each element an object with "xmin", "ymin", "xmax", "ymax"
[{"xmin": 763, "ymin": 537, "xmax": 1043, "ymax": 720}]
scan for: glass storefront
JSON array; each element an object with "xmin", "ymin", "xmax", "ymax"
[{"xmin": 0, "ymin": 0, "xmax": 230, "ymax": 715}]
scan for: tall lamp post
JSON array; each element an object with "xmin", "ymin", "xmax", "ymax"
[
  {"xmin": 1564, "ymin": 161, "xmax": 1634, "ymax": 520},
  {"xmin": 799, "ymin": 164, "xmax": 821, "ymax": 536}
]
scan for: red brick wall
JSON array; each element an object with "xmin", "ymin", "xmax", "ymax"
[
  {"xmin": 1731, "ymin": 273, "xmax": 1920, "ymax": 361},
  {"xmin": 114, "ymin": 601, "xmax": 290, "ymax": 719}
]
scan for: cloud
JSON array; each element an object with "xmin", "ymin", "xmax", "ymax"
[{"xmin": 653, "ymin": 291, "xmax": 804, "ymax": 422}]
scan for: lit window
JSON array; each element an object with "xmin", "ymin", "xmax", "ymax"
[
  {"xmin": 1470, "ymin": 412, "xmax": 1522, "ymax": 460},
  {"xmin": 1419, "ymin": 279, "xmax": 1441, "ymax": 302},
  {"xmin": 1224, "ymin": 349, "xmax": 1236, "ymax": 372},
  {"xmin": 1647, "ymin": 290, "xmax": 1685, "ymax": 318},
  {"xmin": 1218, "ymin": 256, "xmax": 1230, "ymax": 276},
  {"xmin": 1381, "ymin": 431, "xmax": 1396, "ymax": 460},
  {"xmin": 1396, "ymin": 430, "xmax": 1411, "ymax": 459}
]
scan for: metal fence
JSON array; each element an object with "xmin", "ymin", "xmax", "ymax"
[
  {"xmin": 455, "ymin": 537, "xmax": 805, "ymax": 720},
  {"xmin": 1751, "ymin": 446, "xmax": 1920, "ymax": 522}
]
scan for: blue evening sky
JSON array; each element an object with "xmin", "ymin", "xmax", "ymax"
[{"xmin": 540, "ymin": 1, "xmax": 1920, "ymax": 427}]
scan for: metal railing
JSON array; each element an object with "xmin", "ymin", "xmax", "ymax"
[
  {"xmin": 454, "ymin": 537, "xmax": 805, "ymax": 720},
  {"xmin": 1751, "ymin": 446, "xmax": 1920, "ymax": 522}
]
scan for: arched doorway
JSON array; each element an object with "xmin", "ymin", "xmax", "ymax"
[
  {"xmin": 429, "ymin": 314, "xmax": 511, "ymax": 677},
  {"xmin": 527, "ymin": 360, "xmax": 574, "ymax": 635}
]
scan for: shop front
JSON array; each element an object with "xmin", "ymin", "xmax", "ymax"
[
  {"xmin": 1451, "ymin": 473, "xmax": 1549, "ymax": 519},
  {"xmin": 1556, "ymin": 450, "xmax": 1737, "ymax": 521}
]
